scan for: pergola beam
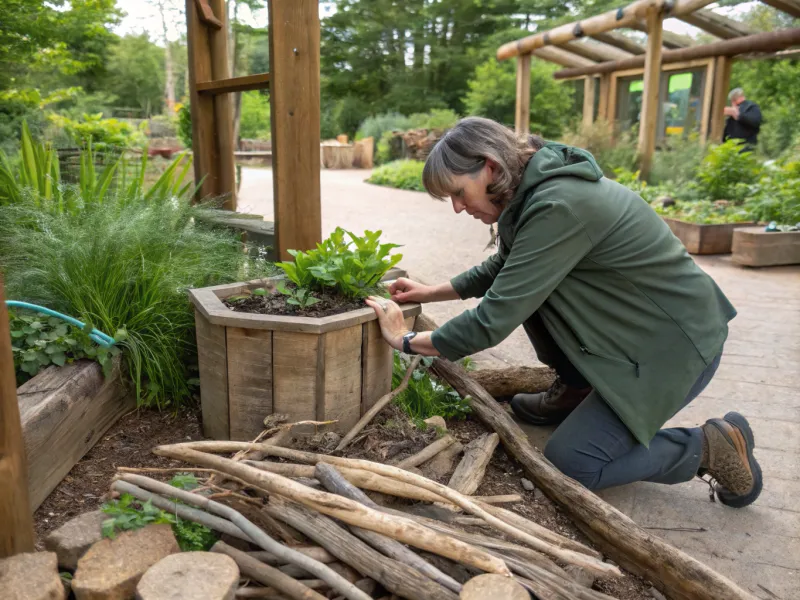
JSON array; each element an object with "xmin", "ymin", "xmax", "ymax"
[
  {"xmin": 562, "ymin": 40, "xmax": 636, "ymax": 62},
  {"xmin": 553, "ymin": 27, "xmax": 800, "ymax": 78},
  {"xmin": 533, "ymin": 46, "xmax": 598, "ymax": 68},
  {"xmin": 497, "ymin": 0, "xmax": 716, "ymax": 60},
  {"xmin": 678, "ymin": 9, "xmax": 755, "ymax": 39},
  {"xmin": 591, "ymin": 32, "xmax": 647, "ymax": 55},
  {"xmin": 759, "ymin": 0, "xmax": 800, "ymax": 18},
  {"xmin": 630, "ymin": 20, "xmax": 697, "ymax": 48}
]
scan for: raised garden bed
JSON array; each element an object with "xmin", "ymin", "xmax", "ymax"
[
  {"xmin": 663, "ymin": 218, "xmax": 755, "ymax": 255},
  {"xmin": 19, "ymin": 359, "xmax": 133, "ymax": 510},
  {"xmin": 189, "ymin": 270, "xmax": 420, "ymax": 441},
  {"xmin": 732, "ymin": 227, "xmax": 800, "ymax": 267}
]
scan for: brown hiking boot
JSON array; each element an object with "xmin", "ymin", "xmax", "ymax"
[
  {"xmin": 510, "ymin": 378, "xmax": 592, "ymax": 426},
  {"xmin": 699, "ymin": 412, "xmax": 763, "ymax": 508}
]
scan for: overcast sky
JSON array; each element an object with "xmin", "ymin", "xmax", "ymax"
[{"xmin": 113, "ymin": 0, "xmax": 755, "ymax": 45}]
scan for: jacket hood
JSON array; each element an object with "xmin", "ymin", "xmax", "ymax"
[{"xmin": 511, "ymin": 142, "xmax": 603, "ymax": 206}]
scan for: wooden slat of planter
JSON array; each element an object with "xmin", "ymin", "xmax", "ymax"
[
  {"xmin": 664, "ymin": 218, "xmax": 754, "ymax": 255},
  {"xmin": 361, "ymin": 321, "xmax": 393, "ymax": 415},
  {"xmin": 18, "ymin": 360, "xmax": 133, "ymax": 510},
  {"xmin": 319, "ymin": 325, "xmax": 362, "ymax": 432},
  {"xmin": 732, "ymin": 228, "xmax": 800, "ymax": 267},
  {"xmin": 195, "ymin": 311, "xmax": 230, "ymax": 439},
  {"xmin": 226, "ymin": 328, "xmax": 273, "ymax": 441},
  {"xmin": 273, "ymin": 331, "xmax": 319, "ymax": 423}
]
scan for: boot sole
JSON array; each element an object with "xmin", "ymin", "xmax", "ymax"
[{"xmin": 714, "ymin": 412, "xmax": 763, "ymax": 508}]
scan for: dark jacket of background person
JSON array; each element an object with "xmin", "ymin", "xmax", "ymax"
[{"xmin": 723, "ymin": 100, "xmax": 762, "ymax": 148}]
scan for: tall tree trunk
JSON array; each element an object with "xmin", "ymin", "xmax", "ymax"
[
  {"xmin": 157, "ymin": 0, "xmax": 176, "ymax": 114},
  {"xmin": 230, "ymin": 0, "xmax": 242, "ymax": 150}
]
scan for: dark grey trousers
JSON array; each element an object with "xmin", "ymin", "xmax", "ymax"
[{"xmin": 524, "ymin": 313, "xmax": 721, "ymax": 490}]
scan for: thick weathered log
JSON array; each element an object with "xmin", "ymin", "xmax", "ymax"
[
  {"xmin": 153, "ymin": 445, "xmax": 509, "ymax": 575},
  {"xmin": 395, "ymin": 435, "xmax": 456, "ymax": 469},
  {"xmin": 213, "ymin": 541, "xmax": 327, "ymax": 600},
  {"xmin": 554, "ymin": 28, "xmax": 800, "ymax": 79},
  {"xmin": 447, "ymin": 433, "xmax": 499, "ymax": 495},
  {"xmin": 265, "ymin": 497, "xmax": 459, "ymax": 600},
  {"xmin": 181, "ymin": 441, "xmax": 617, "ymax": 578},
  {"xmin": 116, "ymin": 473, "xmax": 369, "ymax": 600},
  {"xmin": 414, "ymin": 313, "xmax": 756, "ymax": 600},
  {"xmin": 315, "ymin": 463, "xmax": 463, "ymax": 594},
  {"xmin": 471, "ymin": 366, "xmax": 556, "ymax": 397},
  {"xmin": 336, "ymin": 356, "xmax": 422, "ymax": 452}
]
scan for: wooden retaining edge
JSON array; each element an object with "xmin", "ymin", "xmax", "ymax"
[
  {"xmin": 414, "ymin": 313, "xmax": 756, "ymax": 600},
  {"xmin": 18, "ymin": 359, "xmax": 134, "ymax": 510}
]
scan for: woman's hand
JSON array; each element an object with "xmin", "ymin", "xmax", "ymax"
[
  {"xmin": 365, "ymin": 296, "xmax": 408, "ymax": 350},
  {"xmin": 389, "ymin": 277, "xmax": 432, "ymax": 303}
]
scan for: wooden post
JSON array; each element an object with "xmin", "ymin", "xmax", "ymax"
[
  {"xmin": 597, "ymin": 74, "xmax": 611, "ymax": 122},
  {"xmin": 637, "ymin": 5, "xmax": 664, "ymax": 180},
  {"xmin": 699, "ymin": 59, "xmax": 716, "ymax": 143},
  {"xmin": 269, "ymin": 0, "xmax": 322, "ymax": 260},
  {"xmin": 186, "ymin": 0, "xmax": 218, "ymax": 201},
  {"xmin": 582, "ymin": 77, "xmax": 596, "ymax": 128},
  {"xmin": 209, "ymin": 0, "xmax": 236, "ymax": 210},
  {"xmin": 0, "ymin": 278, "xmax": 35, "ymax": 557},
  {"xmin": 515, "ymin": 53, "xmax": 531, "ymax": 135},
  {"xmin": 709, "ymin": 55, "xmax": 732, "ymax": 143}
]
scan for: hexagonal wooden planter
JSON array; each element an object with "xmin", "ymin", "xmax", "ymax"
[{"xmin": 189, "ymin": 276, "xmax": 421, "ymax": 440}]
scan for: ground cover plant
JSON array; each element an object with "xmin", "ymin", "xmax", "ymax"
[
  {"xmin": 366, "ymin": 160, "xmax": 425, "ymax": 191},
  {"xmin": 225, "ymin": 227, "xmax": 402, "ymax": 317},
  {"xmin": 0, "ymin": 127, "xmax": 271, "ymax": 408}
]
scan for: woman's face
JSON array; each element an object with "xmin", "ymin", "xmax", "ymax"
[{"xmin": 447, "ymin": 160, "xmax": 502, "ymax": 224}]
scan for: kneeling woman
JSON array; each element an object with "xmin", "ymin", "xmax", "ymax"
[{"xmin": 366, "ymin": 117, "xmax": 762, "ymax": 507}]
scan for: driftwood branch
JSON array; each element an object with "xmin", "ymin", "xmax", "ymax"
[
  {"xmin": 314, "ymin": 463, "xmax": 463, "ymax": 594},
  {"xmin": 248, "ymin": 547, "xmax": 336, "ymax": 566},
  {"xmin": 171, "ymin": 442, "xmax": 616, "ymax": 578},
  {"xmin": 335, "ymin": 355, "xmax": 423, "ymax": 452},
  {"xmin": 423, "ymin": 439, "xmax": 463, "ymax": 478},
  {"xmin": 415, "ymin": 310, "xmax": 756, "ymax": 600},
  {"xmin": 265, "ymin": 497, "xmax": 459, "ymax": 600},
  {"xmin": 115, "ymin": 473, "xmax": 370, "ymax": 600},
  {"xmin": 152, "ymin": 444, "xmax": 510, "ymax": 575},
  {"xmin": 447, "ymin": 433, "xmax": 499, "ymax": 495},
  {"xmin": 212, "ymin": 541, "xmax": 327, "ymax": 600},
  {"xmin": 111, "ymin": 480, "xmax": 252, "ymax": 543},
  {"xmin": 394, "ymin": 434, "xmax": 456, "ymax": 469}
]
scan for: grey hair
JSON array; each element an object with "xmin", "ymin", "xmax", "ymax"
[
  {"xmin": 422, "ymin": 117, "xmax": 545, "ymax": 206},
  {"xmin": 728, "ymin": 88, "xmax": 744, "ymax": 103}
]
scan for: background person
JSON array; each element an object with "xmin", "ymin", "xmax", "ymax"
[{"xmin": 723, "ymin": 88, "xmax": 762, "ymax": 150}]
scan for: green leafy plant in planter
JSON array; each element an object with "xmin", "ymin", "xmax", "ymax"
[
  {"xmin": 101, "ymin": 474, "xmax": 217, "ymax": 552},
  {"xmin": 8, "ymin": 309, "xmax": 124, "ymax": 385},
  {"xmin": 654, "ymin": 200, "xmax": 752, "ymax": 225},
  {"xmin": 276, "ymin": 227, "xmax": 402, "ymax": 301},
  {"xmin": 745, "ymin": 158, "xmax": 800, "ymax": 227}
]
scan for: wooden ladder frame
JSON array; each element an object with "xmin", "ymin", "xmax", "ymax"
[{"xmin": 186, "ymin": 0, "xmax": 322, "ymax": 260}]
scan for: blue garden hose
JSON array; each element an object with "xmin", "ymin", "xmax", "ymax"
[{"xmin": 5, "ymin": 301, "xmax": 116, "ymax": 348}]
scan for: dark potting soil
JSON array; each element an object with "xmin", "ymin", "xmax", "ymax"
[{"xmin": 223, "ymin": 284, "xmax": 368, "ymax": 318}]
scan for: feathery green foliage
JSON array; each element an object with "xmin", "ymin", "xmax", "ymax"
[{"xmin": 367, "ymin": 160, "xmax": 425, "ymax": 192}]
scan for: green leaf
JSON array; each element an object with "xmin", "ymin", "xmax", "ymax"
[
  {"xmin": 50, "ymin": 351, "xmax": 67, "ymax": 367},
  {"xmin": 252, "ymin": 287, "xmax": 267, "ymax": 296},
  {"xmin": 226, "ymin": 294, "xmax": 250, "ymax": 302}
]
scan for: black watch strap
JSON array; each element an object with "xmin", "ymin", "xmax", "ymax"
[{"xmin": 402, "ymin": 331, "xmax": 418, "ymax": 355}]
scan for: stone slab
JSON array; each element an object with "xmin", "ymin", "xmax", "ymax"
[
  {"xmin": 44, "ymin": 510, "xmax": 107, "ymax": 570},
  {"xmin": 136, "ymin": 552, "xmax": 239, "ymax": 600},
  {"xmin": 0, "ymin": 552, "xmax": 65, "ymax": 600}
]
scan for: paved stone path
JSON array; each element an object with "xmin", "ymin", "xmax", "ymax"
[{"xmin": 240, "ymin": 167, "xmax": 799, "ymax": 599}]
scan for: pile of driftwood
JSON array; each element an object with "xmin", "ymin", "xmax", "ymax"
[{"xmin": 107, "ymin": 313, "xmax": 754, "ymax": 600}]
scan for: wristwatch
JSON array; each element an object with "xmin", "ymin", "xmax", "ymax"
[{"xmin": 402, "ymin": 331, "xmax": 418, "ymax": 355}]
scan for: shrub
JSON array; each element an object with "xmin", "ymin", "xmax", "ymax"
[
  {"xmin": 561, "ymin": 120, "xmax": 638, "ymax": 177},
  {"xmin": 408, "ymin": 109, "xmax": 459, "ymax": 131},
  {"xmin": 239, "ymin": 91, "xmax": 271, "ymax": 140},
  {"xmin": 745, "ymin": 159, "xmax": 800, "ymax": 225},
  {"xmin": 649, "ymin": 135, "xmax": 707, "ymax": 186},
  {"xmin": 177, "ymin": 104, "xmax": 192, "ymax": 148},
  {"xmin": 275, "ymin": 227, "xmax": 402, "ymax": 300},
  {"xmin": 331, "ymin": 96, "xmax": 369, "ymax": 140},
  {"xmin": 49, "ymin": 113, "xmax": 146, "ymax": 149},
  {"xmin": 366, "ymin": 160, "xmax": 425, "ymax": 191},
  {"xmin": 696, "ymin": 139, "xmax": 762, "ymax": 202},
  {"xmin": 375, "ymin": 131, "xmax": 395, "ymax": 165},
  {"xmin": 357, "ymin": 113, "xmax": 412, "ymax": 143},
  {"xmin": 758, "ymin": 103, "xmax": 798, "ymax": 159}
]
